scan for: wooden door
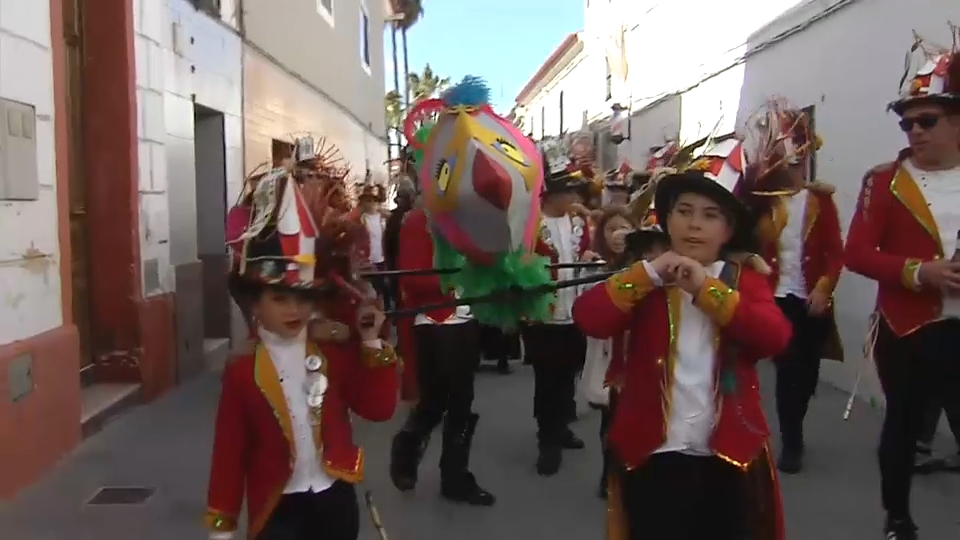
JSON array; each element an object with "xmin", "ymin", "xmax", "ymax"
[{"xmin": 63, "ymin": 0, "xmax": 93, "ymax": 371}]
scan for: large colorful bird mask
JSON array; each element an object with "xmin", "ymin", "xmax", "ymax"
[{"xmin": 403, "ymin": 76, "xmax": 544, "ymax": 266}]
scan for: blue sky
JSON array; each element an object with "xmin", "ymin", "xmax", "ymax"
[{"xmin": 383, "ymin": 0, "xmax": 584, "ymax": 114}]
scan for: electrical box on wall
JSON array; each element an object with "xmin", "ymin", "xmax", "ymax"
[{"xmin": 0, "ymin": 98, "xmax": 40, "ymax": 201}]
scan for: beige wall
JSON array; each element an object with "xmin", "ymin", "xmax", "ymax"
[
  {"xmin": 242, "ymin": 47, "xmax": 389, "ymax": 194},
  {"xmin": 242, "ymin": 0, "xmax": 388, "ymax": 140}
]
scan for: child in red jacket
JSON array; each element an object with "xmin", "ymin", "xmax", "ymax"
[
  {"xmin": 208, "ymin": 165, "xmax": 399, "ymax": 540},
  {"xmin": 573, "ymin": 169, "xmax": 790, "ymax": 540}
]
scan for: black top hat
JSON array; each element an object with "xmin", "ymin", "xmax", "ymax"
[
  {"xmin": 653, "ymin": 170, "xmax": 757, "ymax": 253},
  {"xmin": 541, "ymin": 152, "xmax": 589, "ymax": 195},
  {"xmin": 624, "ymin": 225, "xmax": 670, "ymax": 258}
]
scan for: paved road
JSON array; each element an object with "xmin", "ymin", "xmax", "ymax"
[{"xmin": 1, "ymin": 362, "xmax": 958, "ymax": 540}]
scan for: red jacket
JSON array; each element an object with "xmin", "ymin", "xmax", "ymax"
[
  {"xmin": 573, "ymin": 262, "xmax": 790, "ymax": 468},
  {"xmin": 574, "ymin": 262, "xmax": 788, "ymax": 539},
  {"xmin": 757, "ymin": 185, "xmax": 844, "ymax": 298},
  {"xmin": 397, "ymin": 208, "xmax": 459, "ymax": 322},
  {"xmin": 206, "ymin": 339, "xmax": 399, "ymax": 539},
  {"xmin": 844, "ymin": 155, "xmax": 946, "ymax": 336},
  {"xmin": 757, "ymin": 185, "xmax": 845, "ymax": 360}
]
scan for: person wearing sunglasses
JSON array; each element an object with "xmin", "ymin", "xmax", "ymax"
[{"xmin": 844, "ymin": 29, "xmax": 960, "ymax": 540}]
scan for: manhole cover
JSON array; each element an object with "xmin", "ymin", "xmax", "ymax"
[{"xmin": 86, "ymin": 486, "xmax": 156, "ymax": 506}]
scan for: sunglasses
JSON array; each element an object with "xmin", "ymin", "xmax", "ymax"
[{"xmin": 898, "ymin": 115, "xmax": 941, "ymax": 132}]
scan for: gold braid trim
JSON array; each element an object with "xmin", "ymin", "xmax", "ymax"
[
  {"xmin": 901, "ymin": 258, "xmax": 922, "ymax": 291},
  {"xmin": 604, "ymin": 262, "xmax": 657, "ymax": 312},
  {"xmin": 694, "ymin": 277, "xmax": 740, "ymax": 327},
  {"xmin": 204, "ymin": 509, "xmax": 238, "ymax": 532},
  {"xmin": 360, "ymin": 342, "xmax": 399, "ymax": 368}
]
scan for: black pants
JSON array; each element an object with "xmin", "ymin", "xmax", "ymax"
[
  {"xmin": 521, "ymin": 323, "xmax": 587, "ymax": 441},
  {"xmin": 774, "ymin": 294, "xmax": 831, "ymax": 449},
  {"xmin": 622, "ymin": 452, "xmax": 748, "ymax": 539},
  {"xmin": 369, "ymin": 263, "xmax": 391, "ymax": 310},
  {"xmin": 408, "ymin": 321, "xmax": 481, "ymax": 431},
  {"xmin": 874, "ymin": 317, "xmax": 960, "ymax": 520},
  {"xmin": 599, "ymin": 390, "xmax": 619, "ymax": 485},
  {"xmin": 478, "ymin": 324, "xmax": 521, "ymax": 361},
  {"xmin": 918, "ymin": 386, "xmax": 960, "ymax": 449},
  {"xmin": 257, "ymin": 482, "xmax": 359, "ymax": 540}
]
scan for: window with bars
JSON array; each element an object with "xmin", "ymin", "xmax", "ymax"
[
  {"xmin": 541, "ymin": 106, "xmax": 546, "ymax": 139},
  {"xmin": 559, "ymin": 91, "xmax": 565, "ymax": 134}
]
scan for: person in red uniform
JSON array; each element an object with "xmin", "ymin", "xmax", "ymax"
[
  {"xmin": 740, "ymin": 103, "xmax": 845, "ymax": 474},
  {"xmin": 387, "ymin": 201, "xmax": 495, "ymax": 507},
  {"xmin": 843, "ymin": 30, "xmax": 960, "ymax": 540},
  {"xmin": 525, "ymin": 159, "xmax": 596, "ymax": 476},
  {"xmin": 574, "ymin": 169, "xmax": 790, "ymax": 540},
  {"xmin": 207, "ymin": 166, "xmax": 400, "ymax": 540}
]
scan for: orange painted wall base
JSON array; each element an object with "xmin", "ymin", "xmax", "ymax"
[{"xmin": 0, "ymin": 325, "xmax": 81, "ymax": 499}]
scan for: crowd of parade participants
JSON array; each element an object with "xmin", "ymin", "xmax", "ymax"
[{"xmin": 203, "ymin": 27, "xmax": 959, "ymax": 540}]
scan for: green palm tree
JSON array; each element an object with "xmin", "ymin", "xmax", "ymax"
[
  {"xmin": 385, "ymin": 90, "xmax": 403, "ymax": 132},
  {"xmin": 407, "ymin": 64, "xmax": 451, "ymax": 102},
  {"xmin": 396, "ymin": 0, "xmax": 424, "ymax": 108}
]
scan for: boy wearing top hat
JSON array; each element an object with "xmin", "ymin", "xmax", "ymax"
[
  {"xmin": 208, "ymin": 166, "xmax": 400, "ymax": 540},
  {"xmin": 523, "ymin": 155, "xmax": 597, "ymax": 476},
  {"xmin": 574, "ymin": 169, "xmax": 790, "ymax": 539},
  {"xmin": 844, "ymin": 27, "xmax": 960, "ymax": 539}
]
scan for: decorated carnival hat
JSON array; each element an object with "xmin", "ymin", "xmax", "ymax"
[
  {"xmin": 653, "ymin": 168, "xmax": 757, "ymax": 254},
  {"xmin": 226, "ymin": 165, "xmax": 321, "ymax": 289},
  {"xmin": 888, "ymin": 25, "xmax": 960, "ymax": 115},
  {"xmin": 624, "ymin": 223, "xmax": 670, "ymax": 257},
  {"xmin": 227, "ymin": 159, "xmax": 370, "ymax": 300},
  {"xmin": 740, "ymin": 97, "xmax": 821, "ymax": 195},
  {"xmin": 357, "ymin": 182, "xmax": 386, "ymax": 203},
  {"xmin": 536, "ymin": 136, "xmax": 589, "ymax": 195},
  {"xmin": 604, "ymin": 162, "xmax": 633, "ymax": 191},
  {"xmin": 688, "ymin": 136, "xmax": 746, "ymax": 192}
]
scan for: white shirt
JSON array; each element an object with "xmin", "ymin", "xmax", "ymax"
[
  {"xmin": 905, "ymin": 160, "xmax": 960, "ymax": 318},
  {"xmin": 642, "ymin": 260, "xmax": 724, "ymax": 456},
  {"xmin": 258, "ymin": 327, "xmax": 336, "ymax": 495},
  {"xmin": 543, "ymin": 215, "xmax": 577, "ymax": 324},
  {"xmin": 774, "ymin": 190, "xmax": 810, "ymax": 299},
  {"xmin": 363, "ymin": 212, "xmax": 385, "ymax": 264}
]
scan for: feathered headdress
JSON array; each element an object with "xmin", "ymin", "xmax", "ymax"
[
  {"xmin": 889, "ymin": 24, "xmax": 960, "ymax": 114},
  {"xmin": 740, "ymin": 97, "xmax": 821, "ymax": 195},
  {"xmin": 226, "ymin": 138, "xmax": 370, "ymax": 302}
]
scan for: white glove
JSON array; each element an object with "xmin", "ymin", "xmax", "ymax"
[{"xmin": 209, "ymin": 532, "xmax": 234, "ymax": 540}]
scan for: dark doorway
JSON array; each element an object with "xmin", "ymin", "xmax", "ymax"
[{"xmin": 193, "ymin": 105, "xmax": 230, "ymax": 341}]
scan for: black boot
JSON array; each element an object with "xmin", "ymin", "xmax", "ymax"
[
  {"xmin": 560, "ymin": 427, "xmax": 585, "ymax": 450},
  {"xmin": 389, "ymin": 417, "xmax": 432, "ymax": 492},
  {"xmin": 440, "ymin": 414, "xmax": 495, "ymax": 506},
  {"xmin": 497, "ymin": 357, "xmax": 513, "ymax": 375},
  {"xmin": 536, "ymin": 423, "xmax": 563, "ymax": 476},
  {"xmin": 777, "ymin": 438, "xmax": 804, "ymax": 474}
]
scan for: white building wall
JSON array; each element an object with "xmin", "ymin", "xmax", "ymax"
[
  {"xmin": 132, "ymin": 0, "xmax": 244, "ymax": 295},
  {"xmin": 521, "ymin": 49, "xmax": 594, "ymax": 141},
  {"xmin": 735, "ymin": 0, "xmax": 960, "ymax": 408},
  {"xmin": 242, "ymin": 48, "xmax": 389, "ymax": 194},
  {"xmin": 0, "ymin": 1, "xmax": 63, "ymax": 343}
]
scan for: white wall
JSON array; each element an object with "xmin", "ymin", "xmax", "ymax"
[
  {"xmin": 242, "ymin": 47, "xmax": 389, "ymax": 197},
  {"xmin": 0, "ymin": 1, "xmax": 63, "ymax": 344},
  {"xmin": 521, "ymin": 48, "xmax": 594, "ymax": 140},
  {"xmin": 133, "ymin": 0, "xmax": 244, "ymax": 294},
  {"xmin": 616, "ymin": 94, "xmax": 681, "ymax": 170},
  {"xmin": 735, "ymin": 0, "xmax": 957, "ymax": 406}
]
